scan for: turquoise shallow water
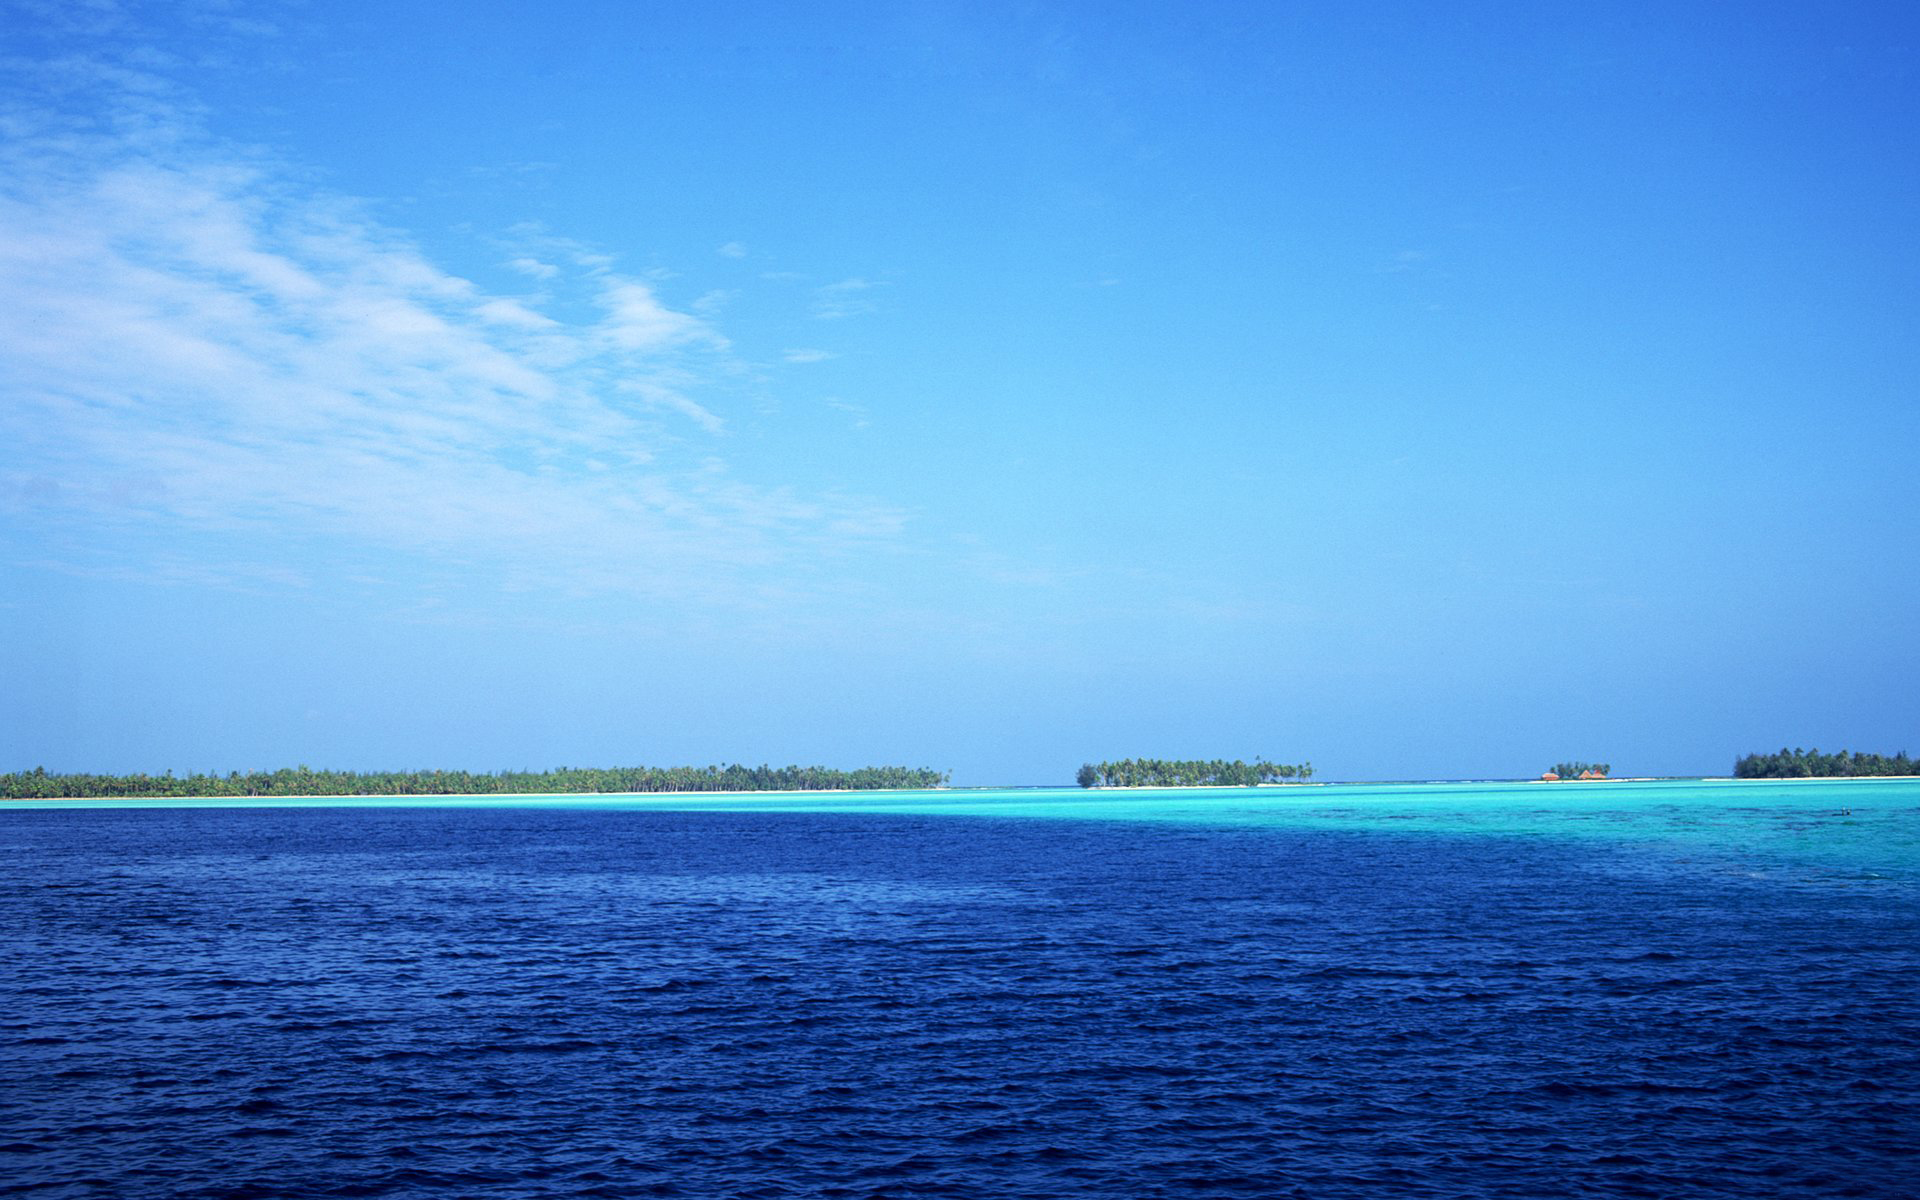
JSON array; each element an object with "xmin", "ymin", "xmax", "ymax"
[{"xmin": 11, "ymin": 777, "xmax": 1918, "ymax": 884}]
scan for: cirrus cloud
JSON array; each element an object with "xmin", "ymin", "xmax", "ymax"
[{"xmin": 0, "ymin": 54, "xmax": 906, "ymax": 610}]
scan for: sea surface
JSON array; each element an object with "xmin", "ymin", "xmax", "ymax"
[{"xmin": 3, "ymin": 779, "xmax": 1917, "ymax": 1198}]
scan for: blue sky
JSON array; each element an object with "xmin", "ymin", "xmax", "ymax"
[{"xmin": 3, "ymin": 1, "xmax": 1916, "ymax": 783}]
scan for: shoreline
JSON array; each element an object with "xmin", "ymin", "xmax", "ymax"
[
  {"xmin": 17, "ymin": 785, "xmax": 957, "ymax": 803},
  {"xmin": 14, "ymin": 774, "xmax": 1920, "ymax": 804}
]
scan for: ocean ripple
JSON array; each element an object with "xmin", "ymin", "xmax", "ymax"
[{"xmin": 2, "ymin": 807, "xmax": 1917, "ymax": 1198}]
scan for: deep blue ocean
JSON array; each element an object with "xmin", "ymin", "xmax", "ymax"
[{"xmin": 4, "ymin": 783, "xmax": 1918, "ymax": 1197}]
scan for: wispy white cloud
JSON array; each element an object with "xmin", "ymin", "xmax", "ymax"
[
  {"xmin": 716, "ymin": 240, "xmax": 747, "ymax": 258},
  {"xmin": 0, "ymin": 55, "xmax": 904, "ymax": 607},
  {"xmin": 825, "ymin": 398, "xmax": 871, "ymax": 430},
  {"xmin": 812, "ymin": 276, "xmax": 883, "ymax": 320},
  {"xmin": 596, "ymin": 278, "xmax": 721, "ymax": 352},
  {"xmin": 507, "ymin": 256, "xmax": 559, "ymax": 279},
  {"xmin": 473, "ymin": 297, "xmax": 557, "ymax": 329},
  {"xmin": 4, "ymin": 0, "xmax": 138, "ymax": 39},
  {"xmin": 619, "ymin": 380, "xmax": 726, "ymax": 434},
  {"xmin": 783, "ymin": 348, "xmax": 836, "ymax": 364}
]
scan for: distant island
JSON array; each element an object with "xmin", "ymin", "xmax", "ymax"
[
  {"xmin": 1734, "ymin": 748, "xmax": 1915, "ymax": 779},
  {"xmin": 1540, "ymin": 762, "xmax": 1610, "ymax": 781},
  {"xmin": 1076, "ymin": 758, "xmax": 1313, "ymax": 788},
  {"xmin": 0, "ymin": 764, "xmax": 950, "ymax": 800}
]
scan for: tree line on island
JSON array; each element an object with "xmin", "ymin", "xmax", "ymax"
[
  {"xmin": 0, "ymin": 763, "xmax": 950, "ymax": 800},
  {"xmin": 9, "ymin": 749, "xmax": 1915, "ymax": 799},
  {"xmin": 1733, "ymin": 748, "xmax": 1914, "ymax": 779},
  {"xmin": 1075, "ymin": 758, "xmax": 1313, "ymax": 788}
]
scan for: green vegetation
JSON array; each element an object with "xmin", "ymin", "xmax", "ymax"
[
  {"xmin": 1075, "ymin": 758, "xmax": 1312, "ymax": 788},
  {"xmin": 1733, "ymin": 748, "xmax": 1913, "ymax": 779},
  {"xmin": 1546, "ymin": 762, "xmax": 1610, "ymax": 779},
  {"xmin": 0, "ymin": 763, "xmax": 950, "ymax": 800}
]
